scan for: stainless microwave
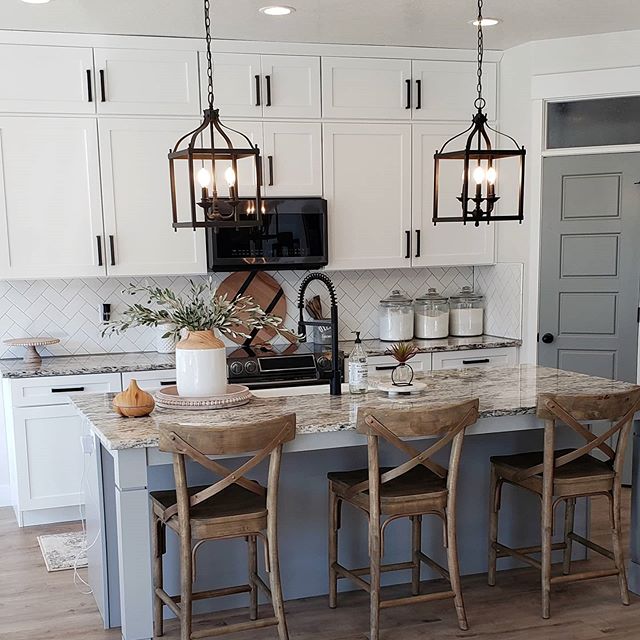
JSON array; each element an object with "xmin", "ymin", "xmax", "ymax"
[{"xmin": 206, "ymin": 197, "xmax": 328, "ymax": 271}]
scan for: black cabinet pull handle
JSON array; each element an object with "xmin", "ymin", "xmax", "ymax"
[
  {"xmin": 108, "ymin": 235, "xmax": 116, "ymax": 266},
  {"xmin": 96, "ymin": 236, "xmax": 103, "ymax": 267},
  {"xmin": 160, "ymin": 380, "xmax": 177, "ymax": 386},
  {"xmin": 268, "ymin": 155, "xmax": 274, "ymax": 186},
  {"xmin": 99, "ymin": 69, "xmax": 106, "ymax": 102},
  {"xmin": 416, "ymin": 79, "xmax": 422, "ymax": 109},
  {"xmin": 462, "ymin": 358, "xmax": 490, "ymax": 365},
  {"xmin": 405, "ymin": 79, "xmax": 411, "ymax": 109},
  {"xmin": 415, "ymin": 230, "xmax": 421, "ymax": 258},
  {"xmin": 255, "ymin": 75, "xmax": 261, "ymax": 106},
  {"xmin": 265, "ymin": 75, "xmax": 272, "ymax": 106},
  {"xmin": 375, "ymin": 365, "xmax": 397, "ymax": 371},
  {"xmin": 52, "ymin": 386, "xmax": 85, "ymax": 393},
  {"xmin": 86, "ymin": 69, "xmax": 93, "ymax": 102},
  {"xmin": 405, "ymin": 230, "xmax": 411, "ymax": 259}
]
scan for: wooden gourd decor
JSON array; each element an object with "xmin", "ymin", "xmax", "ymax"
[{"xmin": 113, "ymin": 379, "xmax": 155, "ymax": 417}]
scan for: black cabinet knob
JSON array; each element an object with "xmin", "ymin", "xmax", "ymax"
[{"xmin": 541, "ymin": 333, "xmax": 554, "ymax": 344}]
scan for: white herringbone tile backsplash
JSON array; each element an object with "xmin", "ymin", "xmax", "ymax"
[
  {"xmin": 0, "ymin": 267, "xmax": 475, "ymax": 359},
  {"xmin": 474, "ymin": 263, "xmax": 523, "ymax": 340}
]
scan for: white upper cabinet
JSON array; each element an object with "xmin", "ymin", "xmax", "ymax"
[
  {"xmin": 99, "ymin": 118, "xmax": 207, "ymax": 277},
  {"xmin": 412, "ymin": 123, "xmax": 495, "ymax": 266},
  {"xmin": 203, "ymin": 53, "xmax": 320, "ymax": 119},
  {"xmin": 412, "ymin": 60, "xmax": 498, "ymax": 121},
  {"xmin": 205, "ymin": 53, "xmax": 262, "ymax": 118},
  {"xmin": 0, "ymin": 44, "xmax": 95, "ymax": 114},
  {"xmin": 323, "ymin": 123, "xmax": 412, "ymax": 270},
  {"xmin": 322, "ymin": 57, "xmax": 412, "ymax": 120},
  {"xmin": 259, "ymin": 55, "xmax": 321, "ymax": 119},
  {"xmin": 0, "ymin": 117, "xmax": 105, "ymax": 279},
  {"xmin": 262, "ymin": 122, "xmax": 322, "ymax": 197},
  {"xmin": 93, "ymin": 48, "xmax": 200, "ymax": 116}
]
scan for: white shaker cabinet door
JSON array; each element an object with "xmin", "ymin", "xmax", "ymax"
[
  {"xmin": 323, "ymin": 123, "xmax": 412, "ymax": 270},
  {"xmin": 263, "ymin": 122, "xmax": 322, "ymax": 197},
  {"xmin": 203, "ymin": 53, "xmax": 262, "ymax": 118},
  {"xmin": 412, "ymin": 60, "xmax": 498, "ymax": 121},
  {"xmin": 0, "ymin": 44, "xmax": 95, "ymax": 114},
  {"xmin": 94, "ymin": 48, "xmax": 200, "ymax": 116},
  {"xmin": 322, "ymin": 57, "xmax": 412, "ymax": 120},
  {"xmin": 412, "ymin": 123, "xmax": 495, "ymax": 267},
  {"xmin": 0, "ymin": 117, "xmax": 105, "ymax": 279},
  {"xmin": 99, "ymin": 118, "xmax": 207, "ymax": 277},
  {"xmin": 260, "ymin": 55, "xmax": 321, "ymax": 119}
]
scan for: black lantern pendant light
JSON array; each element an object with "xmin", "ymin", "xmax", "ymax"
[
  {"xmin": 433, "ymin": 0, "xmax": 525, "ymax": 227},
  {"xmin": 169, "ymin": 0, "xmax": 263, "ymax": 231}
]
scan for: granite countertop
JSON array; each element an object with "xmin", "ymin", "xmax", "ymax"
[
  {"xmin": 71, "ymin": 365, "xmax": 637, "ymax": 452},
  {"xmin": 0, "ymin": 335, "xmax": 520, "ymax": 379}
]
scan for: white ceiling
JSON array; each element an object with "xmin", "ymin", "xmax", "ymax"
[{"xmin": 3, "ymin": 0, "xmax": 640, "ymax": 50}]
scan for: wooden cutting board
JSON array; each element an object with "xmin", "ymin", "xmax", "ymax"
[{"xmin": 217, "ymin": 271, "xmax": 289, "ymax": 346}]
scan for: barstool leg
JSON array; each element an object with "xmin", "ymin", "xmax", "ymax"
[
  {"xmin": 369, "ymin": 517, "xmax": 382, "ymax": 640},
  {"xmin": 248, "ymin": 536, "xmax": 258, "ymax": 620},
  {"xmin": 541, "ymin": 494, "xmax": 553, "ymax": 619},
  {"xmin": 411, "ymin": 515, "xmax": 422, "ymax": 596},
  {"xmin": 610, "ymin": 488, "xmax": 630, "ymax": 606},
  {"xmin": 151, "ymin": 515, "xmax": 164, "ymax": 637},
  {"xmin": 180, "ymin": 536, "xmax": 193, "ymax": 640},
  {"xmin": 562, "ymin": 498, "xmax": 576, "ymax": 575},
  {"xmin": 488, "ymin": 465, "xmax": 500, "ymax": 587},
  {"xmin": 328, "ymin": 489, "xmax": 341, "ymax": 609},
  {"xmin": 267, "ymin": 521, "xmax": 289, "ymax": 640},
  {"xmin": 446, "ymin": 510, "xmax": 468, "ymax": 631}
]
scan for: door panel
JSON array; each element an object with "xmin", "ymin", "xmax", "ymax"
[
  {"xmin": 205, "ymin": 53, "xmax": 262, "ymax": 118},
  {"xmin": 99, "ymin": 118, "xmax": 206, "ymax": 276},
  {"xmin": 0, "ymin": 117, "xmax": 105, "ymax": 279},
  {"xmin": 539, "ymin": 153, "xmax": 640, "ymax": 384}
]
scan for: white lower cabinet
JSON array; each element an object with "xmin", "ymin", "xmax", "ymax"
[
  {"xmin": 431, "ymin": 347, "xmax": 518, "ymax": 371},
  {"xmin": 121, "ymin": 369, "xmax": 177, "ymax": 390},
  {"xmin": 367, "ymin": 353, "xmax": 432, "ymax": 378},
  {"xmin": 3, "ymin": 373, "xmax": 121, "ymax": 526}
]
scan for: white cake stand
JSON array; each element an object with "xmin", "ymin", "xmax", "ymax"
[{"xmin": 3, "ymin": 337, "xmax": 60, "ymax": 364}]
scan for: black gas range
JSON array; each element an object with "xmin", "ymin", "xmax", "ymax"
[{"xmin": 226, "ymin": 343, "xmax": 344, "ymax": 389}]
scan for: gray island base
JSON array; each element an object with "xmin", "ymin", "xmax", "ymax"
[{"xmin": 71, "ymin": 365, "xmax": 640, "ymax": 640}]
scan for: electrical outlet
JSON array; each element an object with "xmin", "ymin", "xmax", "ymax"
[{"xmin": 100, "ymin": 303, "xmax": 111, "ymax": 323}]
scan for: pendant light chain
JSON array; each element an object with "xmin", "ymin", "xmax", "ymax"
[
  {"xmin": 204, "ymin": 0, "xmax": 214, "ymax": 111},
  {"xmin": 475, "ymin": 0, "xmax": 485, "ymax": 111}
]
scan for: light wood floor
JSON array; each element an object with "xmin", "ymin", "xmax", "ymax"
[{"xmin": 1, "ymin": 491, "xmax": 638, "ymax": 640}]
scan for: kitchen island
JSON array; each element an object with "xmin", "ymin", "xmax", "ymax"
[{"xmin": 72, "ymin": 365, "xmax": 640, "ymax": 640}]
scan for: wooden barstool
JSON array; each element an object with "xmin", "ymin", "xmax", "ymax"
[
  {"xmin": 150, "ymin": 414, "xmax": 296, "ymax": 640},
  {"xmin": 488, "ymin": 389, "xmax": 640, "ymax": 618},
  {"xmin": 327, "ymin": 399, "xmax": 480, "ymax": 640}
]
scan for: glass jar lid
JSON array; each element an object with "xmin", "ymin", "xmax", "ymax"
[
  {"xmin": 415, "ymin": 287, "xmax": 448, "ymax": 304},
  {"xmin": 449, "ymin": 285, "xmax": 484, "ymax": 302},
  {"xmin": 380, "ymin": 289, "xmax": 413, "ymax": 306}
]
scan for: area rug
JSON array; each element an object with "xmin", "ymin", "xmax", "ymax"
[{"xmin": 37, "ymin": 532, "xmax": 87, "ymax": 572}]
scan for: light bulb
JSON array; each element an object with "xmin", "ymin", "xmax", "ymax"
[
  {"xmin": 196, "ymin": 168, "xmax": 211, "ymax": 188},
  {"xmin": 472, "ymin": 165, "xmax": 485, "ymax": 185},
  {"xmin": 225, "ymin": 166, "xmax": 237, "ymax": 187},
  {"xmin": 486, "ymin": 166, "xmax": 497, "ymax": 184}
]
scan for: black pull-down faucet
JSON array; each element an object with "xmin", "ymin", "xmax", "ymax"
[{"xmin": 297, "ymin": 272, "xmax": 342, "ymax": 395}]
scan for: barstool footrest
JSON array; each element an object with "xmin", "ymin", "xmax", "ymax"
[
  {"xmin": 550, "ymin": 568, "xmax": 620, "ymax": 585},
  {"xmin": 174, "ymin": 584, "xmax": 253, "ymax": 603},
  {"xmin": 568, "ymin": 532, "xmax": 614, "ymax": 560},
  {"xmin": 417, "ymin": 550, "xmax": 450, "ymax": 580},
  {"xmin": 191, "ymin": 616, "xmax": 279, "ymax": 639},
  {"xmin": 379, "ymin": 590, "xmax": 456, "ymax": 610},
  {"xmin": 253, "ymin": 573, "xmax": 272, "ymax": 599}
]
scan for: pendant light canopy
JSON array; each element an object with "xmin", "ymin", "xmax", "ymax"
[
  {"xmin": 169, "ymin": 0, "xmax": 263, "ymax": 230},
  {"xmin": 433, "ymin": 0, "xmax": 525, "ymax": 227}
]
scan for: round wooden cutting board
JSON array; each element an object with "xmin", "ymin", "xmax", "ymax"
[{"xmin": 217, "ymin": 271, "xmax": 288, "ymax": 346}]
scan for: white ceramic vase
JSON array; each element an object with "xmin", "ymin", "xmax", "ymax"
[
  {"xmin": 175, "ymin": 330, "xmax": 227, "ymax": 397},
  {"xmin": 155, "ymin": 323, "xmax": 177, "ymax": 354}
]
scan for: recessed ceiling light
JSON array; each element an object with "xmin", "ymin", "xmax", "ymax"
[
  {"xmin": 21, "ymin": 0, "xmax": 51, "ymax": 4},
  {"xmin": 470, "ymin": 17, "xmax": 500, "ymax": 26},
  {"xmin": 259, "ymin": 6, "xmax": 295, "ymax": 16}
]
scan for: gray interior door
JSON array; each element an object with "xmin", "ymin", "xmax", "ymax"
[{"xmin": 539, "ymin": 153, "xmax": 640, "ymax": 383}]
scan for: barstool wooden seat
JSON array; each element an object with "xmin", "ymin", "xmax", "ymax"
[
  {"xmin": 328, "ymin": 399, "xmax": 480, "ymax": 640},
  {"xmin": 151, "ymin": 414, "xmax": 296, "ymax": 640},
  {"xmin": 488, "ymin": 389, "xmax": 640, "ymax": 619}
]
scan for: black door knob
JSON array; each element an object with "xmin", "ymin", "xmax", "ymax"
[{"xmin": 541, "ymin": 333, "xmax": 554, "ymax": 344}]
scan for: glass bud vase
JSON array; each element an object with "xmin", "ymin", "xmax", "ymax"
[{"xmin": 391, "ymin": 363, "xmax": 414, "ymax": 387}]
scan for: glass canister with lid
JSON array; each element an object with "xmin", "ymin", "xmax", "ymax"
[
  {"xmin": 379, "ymin": 290, "xmax": 414, "ymax": 342},
  {"xmin": 414, "ymin": 288, "xmax": 449, "ymax": 339},
  {"xmin": 449, "ymin": 286, "xmax": 485, "ymax": 337}
]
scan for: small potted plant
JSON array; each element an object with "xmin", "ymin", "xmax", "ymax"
[
  {"xmin": 103, "ymin": 279, "xmax": 293, "ymax": 398},
  {"xmin": 386, "ymin": 342, "xmax": 419, "ymax": 387}
]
